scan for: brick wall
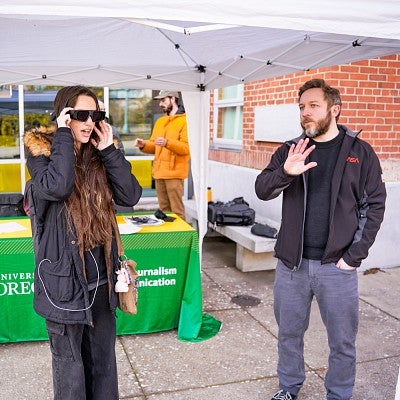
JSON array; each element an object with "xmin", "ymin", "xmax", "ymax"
[{"xmin": 209, "ymin": 53, "xmax": 400, "ymax": 174}]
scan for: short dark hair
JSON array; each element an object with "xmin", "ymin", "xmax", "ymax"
[{"xmin": 298, "ymin": 79, "xmax": 342, "ymax": 107}]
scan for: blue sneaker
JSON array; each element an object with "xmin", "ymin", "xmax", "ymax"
[{"xmin": 271, "ymin": 390, "xmax": 297, "ymax": 400}]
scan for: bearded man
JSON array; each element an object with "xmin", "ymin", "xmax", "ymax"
[
  {"xmin": 134, "ymin": 90, "xmax": 189, "ymax": 220},
  {"xmin": 255, "ymin": 79, "xmax": 386, "ymax": 400}
]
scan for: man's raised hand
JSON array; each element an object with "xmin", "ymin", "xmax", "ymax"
[{"xmin": 283, "ymin": 138, "xmax": 317, "ymax": 176}]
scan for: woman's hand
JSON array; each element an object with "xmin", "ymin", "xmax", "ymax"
[
  {"xmin": 91, "ymin": 120, "xmax": 113, "ymax": 151},
  {"xmin": 56, "ymin": 107, "xmax": 73, "ymax": 128}
]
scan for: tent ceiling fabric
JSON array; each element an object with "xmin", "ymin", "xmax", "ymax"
[
  {"xmin": 0, "ymin": 1, "xmax": 399, "ymax": 90},
  {"xmin": 1, "ymin": 0, "xmax": 399, "ymax": 39}
]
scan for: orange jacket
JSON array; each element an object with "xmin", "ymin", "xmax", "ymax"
[{"xmin": 141, "ymin": 112, "xmax": 190, "ymax": 179}]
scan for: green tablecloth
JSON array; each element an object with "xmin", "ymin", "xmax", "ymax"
[{"xmin": 0, "ymin": 215, "xmax": 221, "ymax": 343}]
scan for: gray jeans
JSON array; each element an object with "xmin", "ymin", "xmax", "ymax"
[{"xmin": 274, "ymin": 258, "xmax": 359, "ymax": 400}]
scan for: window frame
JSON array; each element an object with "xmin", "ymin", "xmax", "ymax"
[{"xmin": 211, "ymin": 85, "xmax": 243, "ymax": 150}]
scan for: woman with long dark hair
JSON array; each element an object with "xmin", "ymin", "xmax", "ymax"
[{"xmin": 24, "ymin": 86, "xmax": 142, "ymax": 400}]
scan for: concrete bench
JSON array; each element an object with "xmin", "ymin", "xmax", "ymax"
[{"xmin": 184, "ymin": 199, "xmax": 278, "ymax": 272}]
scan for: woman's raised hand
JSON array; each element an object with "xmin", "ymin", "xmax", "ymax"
[{"xmin": 92, "ymin": 120, "xmax": 113, "ymax": 151}]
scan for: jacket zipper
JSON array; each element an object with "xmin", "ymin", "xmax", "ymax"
[{"xmin": 292, "ymin": 172, "xmax": 307, "ymax": 271}]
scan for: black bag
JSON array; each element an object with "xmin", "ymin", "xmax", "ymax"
[
  {"xmin": 0, "ymin": 193, "xmax": 26, "ymax": 217},
  {"xmin": 250, "ymin": 223, "xmax": 278, "ymax": 238},
  {"xmin": 208, "ymin": 197, "xmax": 255, "ymax": 226}
]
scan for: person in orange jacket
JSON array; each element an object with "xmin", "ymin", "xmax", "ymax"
[{"xmin": 135, "ymin": 90, "xmax": 190, "ymax": 220}]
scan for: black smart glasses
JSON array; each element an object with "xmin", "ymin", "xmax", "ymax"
[{"xmin": 68, "ymin": 110, "xmax": 106, "ymax": 123}]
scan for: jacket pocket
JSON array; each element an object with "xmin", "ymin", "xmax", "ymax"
[{"xmin": 37, "ymin": 252, "xmax": 75, "ymax": 302}]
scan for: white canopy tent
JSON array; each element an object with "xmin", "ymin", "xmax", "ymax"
[{"xmin": 1, "ymin": 0, "xmax": 399, "ymax": 250}]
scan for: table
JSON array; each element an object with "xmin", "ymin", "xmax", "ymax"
[{"xmin": 0, "ymin": 214, "xmax": 221, "ymax": 343}]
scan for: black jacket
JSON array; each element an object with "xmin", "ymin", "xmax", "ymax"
[
  {"xmin": 255, "ymin": 125, "xmax": 386, "ymax": 270},
  {"xmin": 24, "ymin": 127, "xmax": 142, "ymax": 325}
]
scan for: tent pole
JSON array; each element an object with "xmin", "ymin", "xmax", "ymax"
[
  {"xmin": 18, "ymin": 85, "xmax": 26, "ymax": 194},
  {"xmin": 103, "ymin": 86, "xmax": 110, "ymax": 115}
]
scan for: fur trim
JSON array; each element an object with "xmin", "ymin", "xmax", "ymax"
[{"xmin": 23, "ymin": 125, "xmax": 56, "ymax": 157}]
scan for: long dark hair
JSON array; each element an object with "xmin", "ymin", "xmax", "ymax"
[{"xmin": 54, "ymin": 86, "xmax": 116, "ymax": 253}]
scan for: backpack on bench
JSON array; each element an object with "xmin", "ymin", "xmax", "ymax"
[{"xmin": 207, "ymin": 197, "xmax": 255, "ymax": 226}]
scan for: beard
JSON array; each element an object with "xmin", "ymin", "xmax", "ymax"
[
  {"xmin": 160, "ymin": 99, "xmax": 173, "ymax": 115},
  {"xmin": 161, "ymin": 104, "xmax": 173, "ymax": 115},
  {"xmin": 301, "ymin": 111, "xmax": 332, "ymax": 139}
]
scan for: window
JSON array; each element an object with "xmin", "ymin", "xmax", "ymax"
[
  {"xmin": 0, "ymin": 86, "xmax": 56, "ymax": 192},
  {"xmin": 212, "ymin": 84, "xmax": 243, "ymax": 149},
  {"xmin": 0, "ymin": 86, "xmax": 157, "ymax": 196}
]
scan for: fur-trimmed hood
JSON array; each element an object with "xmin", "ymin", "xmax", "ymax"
[{"xmin": 23, "ymin": 125, "xmax": 57, "ymax": 157}]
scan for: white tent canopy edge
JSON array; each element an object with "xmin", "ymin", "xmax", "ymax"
[{"xmin": 1, "ymin": 0, "xmax": 399, "ymax": 40}]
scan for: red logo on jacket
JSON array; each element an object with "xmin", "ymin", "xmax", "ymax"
[{"xmin": 346, "ymin": 156, "xmax": 359, "ymax": 163}]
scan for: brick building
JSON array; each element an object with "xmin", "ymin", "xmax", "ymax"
[
  {"xmin": 209, "ymin": 53, "xmax": 400, "ymax": 182},
  {"xmin": 203, "ymin": 53, "xmax": 399, "ymax": 270}
]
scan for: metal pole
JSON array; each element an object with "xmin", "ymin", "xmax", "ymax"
[
  {"xmin": 103, "ymin": 86, "xmax": 110, "ymax": 116},
  {"xmin": 122, "ymin": 89, "xmax": 129, "ymax": 133},
  {"xmin": 18, "ymin": 85, "xmax": 26, "ymax": 194}
]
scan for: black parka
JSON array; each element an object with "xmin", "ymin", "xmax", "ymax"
[
  {"xmin": 255, "ymin": 125, "xmax": 386, "ymax": 270},
  {"xmin": 24, "ymin": 127, "xmax": 142, "ymax": 325}
]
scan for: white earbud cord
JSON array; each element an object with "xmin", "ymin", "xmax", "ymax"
[{"xmin": 37, "ymin": 250, "xmax": 99, "ymax": 312}]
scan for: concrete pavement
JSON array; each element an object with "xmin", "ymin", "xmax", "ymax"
[{"xmin": 1, "ymin": 236, "xmax": 399, "ymax": 400}]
